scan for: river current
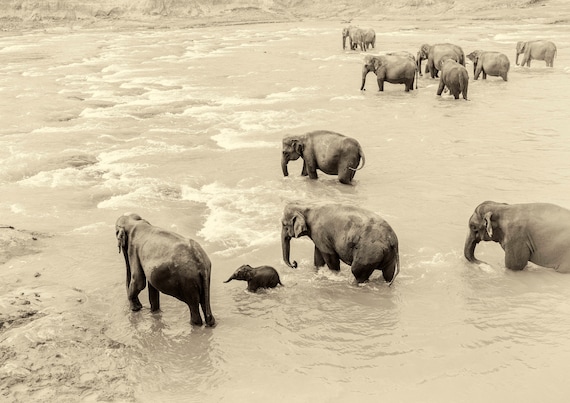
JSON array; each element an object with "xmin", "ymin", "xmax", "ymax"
[{"xmin": 1, "ymin": 18, "xmax": 570, "ymax": 402}]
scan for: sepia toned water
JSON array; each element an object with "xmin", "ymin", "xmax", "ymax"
[{"xmin": 1, "ymin": 18, "xmax": 570, "ymax": 402}]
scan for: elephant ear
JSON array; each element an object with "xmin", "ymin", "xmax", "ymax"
[
  {"xmin": 483, "ymin": 211, "xmax": 494, "ymax": 237},
  {"xmin": 116, "ymin": 227, "xmax": 127, "ymax": 254},
  {"xmin": 291, "ymin": 139, "xmax": 303, "ymax": 155},
  {"xmin": 293, "ymin": 212, "xmax": 307, "ymax": 238},
  {"xmin": 373, "ymin": 57, "xmax": 382, "ymax": 72}
]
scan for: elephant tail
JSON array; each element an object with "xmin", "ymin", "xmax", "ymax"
[
  {"xmin": 388, "ymin": 254, "xmax": 400, "ymax": 287},
  {"xmin": 349, "ymin": 145, "xmax": 366, "ymax": 171}
]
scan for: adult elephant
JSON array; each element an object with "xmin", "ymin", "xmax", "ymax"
[
  {"xmin": 115, "ymin": 213, "xmax": 215, "ymax": 327},
  {"xmin": 437, "ymin": 59, "xmax": 468, "ymax": 100},
  {"xmin": 281, "ymin": 202, "xmax": 399, "ymax": 284},
  {"xmin": 516, "ymin": 40, "xmax": 557, "ymax": 67},
  {"xmin": 281, "ymin": 130, "xmax": 365, "ymax": 185},
  {"xmin": 467, "ymin": 50, "xmax": 510, "ymax": 81},
  {"xmin": 342, "ymin": 26, "xmax": 375, "ymax": 51},
  {"xmin": 417, "ymin": 43, "xmax": 465, "ymax": 78},
  {"xmin": 464, "ymin": 201, "xmax": 570, "ymax": 272},
  {"xmin": 361, "ymin": 54, "xmax": 417, "ymax": 92}
]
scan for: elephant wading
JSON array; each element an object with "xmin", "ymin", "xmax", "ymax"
[
  {"xmin": 281, "ymin": 130, "xmax": 365, "ymax": 185},
  {"xmin": 361, "ymin": 54, "xmax": 417, "ymax": 92},
  {"xmin": 224, "ymin": 265, "xmax": 283, "ymax": 292},
  {"xmin": 281, "ymin": 202, "xmax": 399, "ymax": 284},
  {"xmin": 467, "ymin": 50, "xmax": 510, "ymax": 81},
  {"xmin": 417, "ymin": 43, "xmax": 465, "ymax": 78},
  {"xmin": 464, "ymin": 201, "xmax": 570, "ymax": 272},
  {"xmin": 115, "ymin": 213, "xmax": 215, "ymax": 327},
  {"xmin": 343, "ymin": 26, "xmax": 375, "ymax": 51},
  {"xmin": 516, "ymin": 40, "xmax": 557, "ymax": 67},
  {"xmin": 437, "ymin": 59, "xmax": 469, "ymax": 100}
]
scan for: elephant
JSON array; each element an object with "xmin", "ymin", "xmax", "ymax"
[
  {"xmin": 464, "ymin": 201, "xmax": 570, "ymax": 272},
  {"xmin": 115, "ymin": 213, "xmax": 215, "ymax": 327},
  {"xmin": 516, "ymin": 40, "xmax": 557, "ymax": 67},
  {"xmin": 224, "ymin": 264, "xmax": 283, "ymax": 292},
  {"xmin": 281, "ymin": 130, "xmax": 365, "ymax": 185},
  {"xmin": 281, "ymin": 202, "xmax": 399, "ymax": 284},
  {"xmin": 467, "ymin": 50, "xmax": 510, "ymax": 81},
  {"xmin": 342, "ymin": 26, "xmax": 375, "ymax": 51},
  {"xmin": 437, "ymin": 59, "xmax": 468, "ymax": 100},
  {"xmin": 417, "ymin": 43, "xmax": 465, "ymax": 78},
  {"xmin": 360, "ymin": 54, "xmax": 417, "ymax": 92}
]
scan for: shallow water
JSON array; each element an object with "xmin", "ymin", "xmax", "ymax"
[{"xmin": 1, "ymin": 18, "xmax": 570, "ymax": 402}]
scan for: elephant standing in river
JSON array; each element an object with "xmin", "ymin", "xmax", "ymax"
[
  {"xmin": 417, "ymin": 43, "xmax": 465, "ymax": 78},
  {"xmin": 437, "ymin": 59, "xmax": 468, "ymax": 100},
  {"xmin": 115, "ymin": 213, "xmax": 215, "ymax": 327},
  {"xmin": 281, "ymin": 202, "xmax": 399, "ymax": 284},
  {"xmin": 516, "ymin": 40, "xmax": 557, "ymax": 67},
  {"xmin": 467, "ymin": 50, "xmax": 510, "ymax": 81},
  {"xmin": 464, "ymin": 201, "xmax": 570, "ymax": 272},
  {"xmin": 224, "ymin": 265, "xmax": 283, "ymax": 292},
  {"xmin": 281, "ymin": 130, "xmax": 365, "ymax": 185},
  {"xmin": 361, "ymin": 54, "xmax": 417, "ymax": 92},
  {"xmin": 342, "ymin": 26, "xmax": 375, "ymax": 51}
]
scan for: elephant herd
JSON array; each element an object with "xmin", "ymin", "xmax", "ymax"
[
  {"xmin": 348, "ymin": 24, "xmax": 557, "ymax": 100},
  {"xmin": 114, "ymin": 29, "xmax": 561, "ymax": 328}
]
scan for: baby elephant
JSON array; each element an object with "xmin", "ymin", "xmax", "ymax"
[
  {"xmin": 224, "ymin": 265, "xmax": 283, "ymax": 292},
  {"xmin": 437, "ymin": 59, "xmax": 469, "ymax": 100}
]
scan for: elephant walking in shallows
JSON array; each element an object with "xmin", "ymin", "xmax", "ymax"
[
  {"xmin": 115, "ymin": 213, "xmax": 215, "ymax": 327},
  {"xmin": 281, "ymin": 202, "xmax": 400, "ymax": 284},
  {"xmin": 342, "ymin": 26, "xmax": 375, "ymax": 51},
  {"xmin": 281, "ymin": 130, "xmax": 365, "ymax": 185},
  {"xmin": 361, "ymin": 54, "xmax": 417, "ymax": 92},
  {"xmin": 516, "ymin": 40, "xmax": 557, "ymax": 67},
  {"xmin": 437, "ymin": 59, "xmax": 469, "ymax": 100},
  {"xmin": 467, "ymin": 50, "xmax": 510, "ymax": 81},
  {"xmin": 417, "ymin": 43, "xmax": 465, "ymax": 78},
  {"xmin": 224, "ymin": 265, "xmax": 283, "ymax": 292},
  {"xmin": 464, "ymin": 201, "xmax": 570, "ymax": 272}
]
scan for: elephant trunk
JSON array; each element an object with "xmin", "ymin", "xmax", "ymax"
[
  {"xmin": 515, "ymin": 52, "xmax": 520, "ymax": 66},
  {"xmin": 343, "ymin": 35, "xmax": 346, "ymax": 50},
  {"xmin": 281, "ymin": 227, "xmax": 297, "ymax": 268},
  {"xmin": 281, "ymin": 154, "xmax": 289, "ymax": 177},
  {"xmin": 464, "ymin": 232, "xmax": 482, "ymax": 263},
  {"xmin": 417, "ymin": 52, "xmax": 423, "ymax": 76},
  {"xmin": 223, "ymin": 275, "xmax": 235, "ymax": 283},
  {"xmin": 360, "ymin": 67, "xmax": 369, "ymax": 91}
]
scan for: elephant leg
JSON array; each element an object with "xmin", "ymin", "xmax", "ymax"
[
  {"xmin": 314, "ymin": 246, "xmax": 326, "ymax": 268},
  {"xmin": 351, "ymin": 262, "xmax": 376, "ymax": 283},
  {"xmin": 504, "ymin": 245, "xmax": 531, "ymax": 271},
  {"xmin": 321, "ymin": 252, "xmax": 341, "ymax": 272},
  {"xmin": 436, "ymin": 80, "xmax": 445, "ymax": 96},
  {"xmin": 482, "ymin": 71, "xmax": 487, "ymax": 79},
  {"xmin": 381, "ymin": 259, "xmax": 398, "ymax": 283},
  {"xmin": 148, "ymin": 283, "xmax": 160, "ymax": 312},
  {"xmin": 127, "ymin": 277, "xmax": 145, "ymax": 311},
  {"xmin": 186, "ymin": 295, "xmax": 203, "ymax": 326},
  {"xmin": 301, "ymin": 160, "xmax": 308, "ymax": 176},
  {"xmin": 338, "ymin": 164, "xmax": 354, "ymax": 185},
  {"xmin": 377, "ymin": 78, "xmax": 384, "ymax": 91},
  {"xmin": 306, "ymin": 165, "xmax": 318, "ymax": 179}
]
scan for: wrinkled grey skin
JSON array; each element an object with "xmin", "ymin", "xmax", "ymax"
[
  {"xmin": 464, "ymin": 201, "xmax": 570, "ymax": 272},
  {"xmin": 116, "ymin": 213, "xmax": 215, "ymax": 327},
  {"xmin": 467, "ymin": 50, "xmax": 510, "ymax": 81},
  {"xmin": 361, "ymin": 54, "xmax": 417, "ymax": 92},
  {"xmin": 516, "ymin": 40, "xmax": 557, "ymax": 67},
  {"xmin": 342, "ymin": 26, "xmax": 375, "ymax": 51},
  {"xmin": 437, "ymin": 59, "xmax": 469, "ymax": 100},
  {"xmin": 281, "ymin": 202, "xmax": 399, "ymax": 284},
  {"xmin": 417, "ymin": 43, "xmax": 465, "ymax": 78},
  {"xmin": 281, "ymin": 130, "xmax": 365, "ymax": 185},
  {"xmin": 224, "ymin": 265, "xmax": 283, "ymax": 292}
]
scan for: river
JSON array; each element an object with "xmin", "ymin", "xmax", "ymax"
[{"xmin": 0, "ymin": 17, "xmax": 569, "ymax": 402}]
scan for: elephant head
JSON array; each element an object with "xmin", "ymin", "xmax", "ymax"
[
  {"xmin": 515, "ymin": 41, "xmax": 526, "ymax": 65},
  {"xmin": 281, "ymin": 135, "xmax": 304, "ymax": 177},
  {"xmin": 115, "ymin": 213, "xmax": 147, "ymax": 287},
  {"xmin": 416, "ymin": 44, "xmax": 430, "ymax": 76},
  {"xmin": 464, "ymin": 201, "xmax": 507, "ymax": 263},
  {"xmin": 466, "ymin": 50, "xmax": 482, "ymax": 74},
  {"xmin": 281, "ymin": 204, "xmax": 310, "ymax": 268},
  {"xmin": 360, "ymin": 55, "xmax": 381, "ymax": 90},
  {"xmin": 224, "ymin": 264, "xmax": 254, "ymax": 283}
]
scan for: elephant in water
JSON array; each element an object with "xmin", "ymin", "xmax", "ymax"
[
  {"xmin": 467, "ymin": 50, "xmax": 510, "ymax": 81},
  {"xmin": 437, "ymin": 59, "xmax": 468, "ymax": 100},
  {"xmin": 464, "ymin": 201, "xmax": 570, "ymax": 272},
  {"xmin": 342, "ymin": 26, "xmax": 375, "ymax": 51},
  {"xmin": 417, "ymin": 43, "xmax": 465, "ymax": 78},
  {"xmin": 281, "ymin": 130, "xmax": 365, "ymax": 185},
  {"xmin": 516, "ymin": 40, "xmax": 557, "ymax": 67},
  {"xmin": 115, "ymin": 213, "xmax": 215, "ymax": 327},
  {"xmin": 281, "ymin": 202, "xmax": 399, "ymax": 284},
  {"xmin": 361, "ymin": 54, "xmax": 417, "ymax": 92},
  {"xmin": 224, "ymin": 265, "xmax": 283, "ymax": 292}
]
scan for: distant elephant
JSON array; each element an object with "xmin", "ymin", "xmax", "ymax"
[
  {"xmin": 115, "ymin": 213, "xmax": 215, "ymax": 327},
  {"xmin": 417, "ymin": 43, "xmax": 465, "ymax": 78},
  {"xmin": 281, "ymin": 202, "xmax": 399, "ymax": 284},
  {"xmin": 361, "ymin": 54, "xmax": 417, "ymax": 92},
  {"xmin": 281, "ymin": 130, "xmax": 365, "ymax": 185},
  {"xmin": 464, "ymin": 201, "xmax": 570, "ymax": 272},
  {"xmin": 437, "ymin": 59, "xmax": 468, "ymax": 100},
  {"xmin": 467, "ymin": 50, "xmax": 510, "ymax": 81},
  {"xmin": 516, "ymin": 40, "xmax": 557, "ymax": 67},
  {"xmin": 224, "ymin": 264, "xmax": 283, "ymax": 292},
  {"xmin": 342, "ymin": 26, "xmax": 375, "ymax": 51}
]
